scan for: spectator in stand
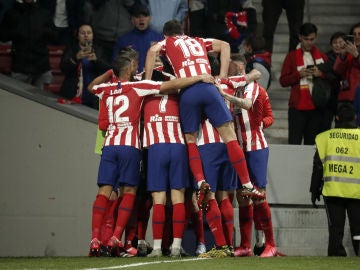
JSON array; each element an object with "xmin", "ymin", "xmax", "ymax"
[
  {"xmin": 0, "ymin": 0, "xmax": 15, "ymax": 24},
  {"xmin": 59, "ymin": 23, "xmax": 110, "ymax": 109},
  {"xmin": 188, "ymin": 0, "xmax": 206, "ymax": 38},
  {"xmin": 84, "ymin": 0, "xmax": 135, "ymax": 65},
  {"xmin": 112, "ymin": 3, "xmax": 162, "ymax": 73},
  {"xmin": 39, "ymin": 0, "xmax": 85, "ymax": 46},
  {"xmin": 355, "ymin": 85, "xmax": 360, "ymax": 127},
  {"xmin": 279, "ymin": 22, "xmax": 328, "ymax": 145},
  {"xmin": 310, "ymin": 102, "xmax": 360, "ymax": 256},
  {"xmin": 317, "ymin": 31, "xmax": 346, "ymax": 132},
  {"xmin": 87, "ymin": 54, "xmax": 214, "ymax": 257},
  {"xmin": 243, "ymin": 35, "xmax": 272, "ymax": 90},
  {"xmin": 225, "ymin": 0, "xmax": 257, "ymax": 53},
  {"xmin": 0, "ymin": 0, "xmax": 57, "ymax": 90},
  {"xmin": 262, "ymin": 0, "xmax": 305, "ymax": 54},
  {"xmin": 333, "ymin": 22, "xmax": 360, "ymax": 103},
  {"xmin": 140, "ymin": 0, "xmax": 188, "ymax": 35}
]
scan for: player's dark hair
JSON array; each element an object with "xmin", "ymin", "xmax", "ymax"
[
  {"xmin": 117, "ymin": 47, "xmax": 139, "ymax": 61},
  {"xmin": 163, "ymin": 20, "xmax": 183, "ymax": 36},
  {"xmin": 112, "ymin": 56, "xmax": 132, "ymax": 77}
]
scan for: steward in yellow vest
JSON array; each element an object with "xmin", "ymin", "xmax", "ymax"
[
  {"xmin": 316, "ymin": 128, "xmax": 360, "ymax": 199},
  {"xmin": 310, "ymin": 102, "xmax": 360, "ymax": 256}
]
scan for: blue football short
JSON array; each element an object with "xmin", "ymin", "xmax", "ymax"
[
  {"xmin": 147, "ymin": 143, "xmax": 190, "ymax": 192},
  {"xmin": 179, "ymin": 82, "xmax": 233, "ymax": 133},
  {"xmin": 198, "ymin": 143, "xmax": 237, "ymax": 192},
  {"xmin": 97, "ymin": 145, "xmax": 141, "ymax": 188},
  {"xmin": 237, "ymin": 148, "xmax": 269, "ymax": 189}
]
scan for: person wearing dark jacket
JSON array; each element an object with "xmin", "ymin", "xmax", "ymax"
[
  {"xmin": 59, "ymin": 23, "xmax": 110, "ymax": 109},
  {"xmin": 39, "ymin": 0, "xmax": 85, "ymax": 46},
  {"xmin": 310, "ymin": 102, "xmax": 360, "ymax": 256},
  {"xmin": 0, "ymin": 0, "xmax": 57, "ymax": 89}
]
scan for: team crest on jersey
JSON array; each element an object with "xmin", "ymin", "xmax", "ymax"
[{"xmin": 150, "ymin": 114, "xmax": 162, "ymax": 122}]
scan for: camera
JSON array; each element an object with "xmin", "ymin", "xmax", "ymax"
[
  {"xmin": 306, "ymin": 65, "xmax": 315, "ymax": 69},
  {"xmin": 343, "ymin": 35, "xmax": 355, "ymax": 43}
]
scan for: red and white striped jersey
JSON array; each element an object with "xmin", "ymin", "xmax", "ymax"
[
  {"xmin": 142, "ymin": 94, "xmax": 185, "ymax": 147},
  {"xmin": 92, "ymin": 80, "xmax": 162, "ymax": 149},
  {"xmin": 159, "ymin": 35, "xmax": 214, "ymax": 78},
  {"xmin": 231, "ymin": 82, "xmax": 273, "ymax": 151}
]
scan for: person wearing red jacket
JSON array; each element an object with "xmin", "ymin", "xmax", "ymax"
[
  {"xmin": 333, "ymin": 22, "xmax": 360, "ymax": 103},
  {"xmin": 279, "ymin": 22, "xmax": 328, "ymax": 145}
]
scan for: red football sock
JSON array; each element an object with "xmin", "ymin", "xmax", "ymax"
[
  {"xmin": 125, "ymin": 209, "xmax": 137, "ymax": 248},
  {"xmin": 112, "ymin": 193, "xmax": 136, "ymax": 240},
  {"xmin": 220, "ymin": 198, "xmax": 234, "ymax": 246},
  {"xmin": 100, "ymin": 197, "xmax": 118, "ymax": 244},
  {"xmin": 92, "ymin": 194, "xmax": 109, "ymax": 240},
  {"xmin": 226, "ymin": 140, "xmax": 251, "ymax": 185},
  {"xmin": 152, "ymin": 204, "xmax": 165, "ymax": 240},
  {"xmin": 238, "ymin": 204, "xmax": 253, "ymax": 248},
  {"xmin": 205, "ymin": 199, "xmax": 226, "ymax": 247},
  {"xmin": 187, "ymin": 143, "xmax": 205, "ymax": 183},
  {"xmin": 137, "ymin": 197, "xmax": 152, "ymax": 240},
  {"xmin": 253, "ymin": 202, "xmax": 275, "ymax": 246},
  {"xmin": 191, "ymin": 210, "xmax": 205, "ymax": 244},
  {"xmin": 172, "ymin": 203, "xmax": 186, "ymax": 239}
]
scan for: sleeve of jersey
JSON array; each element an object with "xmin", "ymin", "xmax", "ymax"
[
  {"xmin": 92, "ymin": 82, "xmax": 117, "ymax": 99},
  {"xmin": 98, "ymin": 99, "xmax": 109, "ymax": 131},
  {"xmin": 244, "ymin": 82, "xmax": 259, "ymax": 105},
  {"xmin": 227, "ymin": 75, "xmax": 247, "ymax": 88},
  {"xmin": 203, "ymin": 38, "xmax": 214, "ymax": 51},
  {"xmin": 262, "ymin": 93, "xmax": 274, "ymax": 129},
  {"xmin": 132, "ymin": 80, "xmax": 162, "ymax": 96}
]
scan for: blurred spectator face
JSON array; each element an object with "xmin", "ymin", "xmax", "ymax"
[
  {"xmin": 331, "ymin": 37, "xmax": 345, "ymax": 54},
  {"xmin": 300, "ymin": 33, "xmax": 317, "ymax": 52},
  {"xmin": 78, "ymin": 25, "xmax": 93, "ymax": 47},
  {"xmin": 131, "ymin": 14, "xmax": 151, "ymax": 31},
  {"xmin": 352, "ymin": 26, "xmax": 360, "ymax": 47}
]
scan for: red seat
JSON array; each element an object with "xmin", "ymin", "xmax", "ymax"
[
  {"xmin": 46, "ymin": 45, "xmax": 66, "ymax": 94},
  {"xmin": 0, "ymin": 43, "xmax": 12, "ymax": 75},
  {"xmin": 48, "ymin": 45, "xmax": 65, "ymax": 74}
]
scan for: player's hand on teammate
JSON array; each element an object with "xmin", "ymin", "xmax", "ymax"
[{"xmin": 199, "ymin": 73, "xmax": 215, "ymax": 84}]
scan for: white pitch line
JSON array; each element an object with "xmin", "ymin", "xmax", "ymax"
[{"xmin": 84, "ymin": 257, "xmax": 209, "ymax": 270}]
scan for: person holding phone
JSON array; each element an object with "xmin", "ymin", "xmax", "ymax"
[
  {"xmin": 59, "ymin": 24, "xmax": 110, "ymax": 108},
  {"xmin": 333, "ymin": 22, "xmax": 360, "ymax": 103},
  {"xmin": 280, "ymin": 22, "xmax": 328, "ymax": 145}
]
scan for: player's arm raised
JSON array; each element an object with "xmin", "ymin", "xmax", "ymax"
[
  {"xmin": 144, "ymin": 42, "xmax": 162, "ymax": 80},
  {"xmin": 211, "ymin": 39, "xmax": 231, "ymax": 79}
]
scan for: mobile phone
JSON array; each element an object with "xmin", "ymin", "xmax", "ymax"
[
  {"xmin": 306, "ymin": 65, "xmax": 315, "ymax": 69},
  {"xmin": 344, "ymin": 35, "xmax": 355, "ymax": 43},
  {"xmin": 84, "ymin": 41, "xmax": 93, "ymax": 53}
]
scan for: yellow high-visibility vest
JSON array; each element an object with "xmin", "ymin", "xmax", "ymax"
[{"xmin": 315, "ymin": 128, "xmax": 360, "ymax": 199}]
